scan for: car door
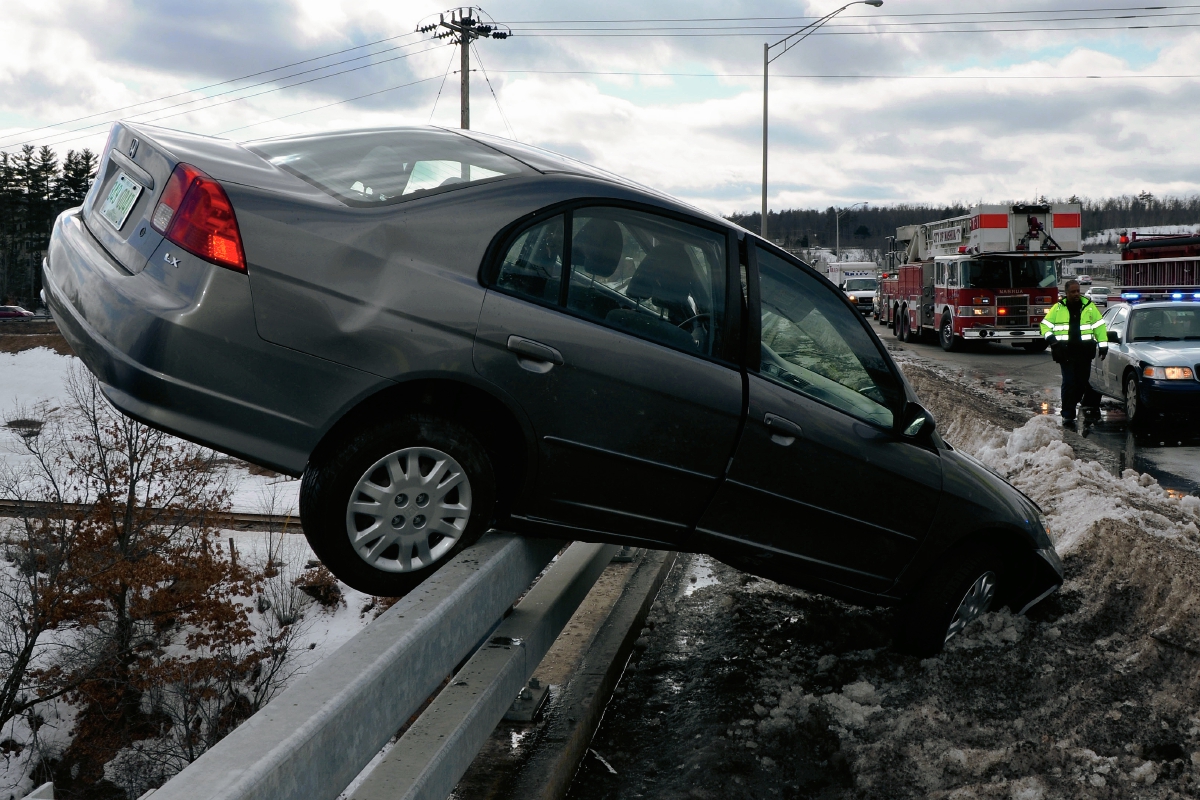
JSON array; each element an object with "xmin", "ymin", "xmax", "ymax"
[
  {"xmin": 473, "ymin": 204, "xmax": 743, "ymax": 545},
  {"xmin": 1097, "ymin": 305, "xmax": 1130, "ymax": 397},
  {"xmin": 696, "ymin": 245, "xmax": 942, "ymax": 595}
]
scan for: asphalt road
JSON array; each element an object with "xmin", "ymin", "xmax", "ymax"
[{"xmin": 881, "ymin": 321, "xmax": 1200, "ymax": 498}]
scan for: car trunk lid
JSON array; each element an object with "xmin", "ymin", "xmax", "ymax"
[{"xmin": 81, "ymin": 123, "xmax": 180, "ymax": 274}]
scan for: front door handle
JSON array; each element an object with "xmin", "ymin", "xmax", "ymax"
[
  {"xmin": 507, "ymin": 335, "xmax": 564, "ymax": 373},
  {"xmin": 764, "ymin": 413, "xmax": 802, "ymax": 446}
]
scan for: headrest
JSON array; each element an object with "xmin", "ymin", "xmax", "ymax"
[
  {"xmin": 572, "ymin": 218, "xmax": 624, "ymax": 278},
  {"xmin": 627, "ymin": 242, "xmax": 697, "ymax": 308}
]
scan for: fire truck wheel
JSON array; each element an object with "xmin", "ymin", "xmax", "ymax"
[
  {"xmin": 894, "ymin": 545, "xmax": 1004, "ymax": 656},
  {"xmin": 891, "ymin": 308, "xmax": 900, "ymax": 338},
  {"xmin": 1020, "ymin": 340, "xmax": 1049, "ymax": 353},
  {"xmin": 939, "ymin": 317, "xmax": 960, "ymax": 352},
  {"xmin": 899, "ymin": 311, "xmax": 912, "ymax": 342}
]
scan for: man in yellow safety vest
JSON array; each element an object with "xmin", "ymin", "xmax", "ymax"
[{"xmin": 1040, "ymin": 279, "xmax": 1108, "ymax": 428}]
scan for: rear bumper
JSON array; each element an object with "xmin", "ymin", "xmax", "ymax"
[{"xmin": 43, "ymin": 209, "xmax": 383, "ymax": 475}]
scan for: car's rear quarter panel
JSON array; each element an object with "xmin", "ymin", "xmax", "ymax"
[{"xmin": 46, "ymin": 207, "xmax": 385, "ymax": 475}]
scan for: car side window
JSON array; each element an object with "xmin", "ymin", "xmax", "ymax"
[
  {"xmin": 755, "ymin": 246, "xmax": 901, "ymax": 428},
  {"xmin": 565, "ymin": 207, "xmax": 727, "ymax": 357},
  {"xmin": 494, "ymin": 214, "xmax": 565, "ymax": 304}
]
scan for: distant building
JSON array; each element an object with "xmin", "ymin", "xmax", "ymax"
[{"xmin": 1061, "ymin": 253, "xmax": 1121, "ymax": 282}]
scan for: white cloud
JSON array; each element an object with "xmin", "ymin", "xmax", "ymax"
[{"xmin": 3, "ymin": 0, "xmax": 1200, "ymax": 215}]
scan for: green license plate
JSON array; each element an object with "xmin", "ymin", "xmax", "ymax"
[{"xmin": 99, "ymin": 171, "xmax": 144, "ymax": 231}]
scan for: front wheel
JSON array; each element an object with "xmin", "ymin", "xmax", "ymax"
[
  {"xmin": 939, "ymin": 317, "xmax": 960, "ymax": 352},
  {"xmin": 894, "ymin": 546, "xmax": 1003, "ymax": 656},
  {"xmin": 300, "ymin": 414, "xmax": 496, "ymax": 596},
  {"xmin": 1124, "ymin": 373, "xmax": 1148, "ymax": 430},
  {"xmin": 1020, "ymin": 340, "xmax": 1049, "ymax": 353}
]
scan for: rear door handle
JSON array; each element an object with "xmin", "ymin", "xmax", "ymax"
[
  {"xmin": 507, "ymin": 335, "xmax": 564, "ymax": 371},
  {"xmin": 764, "ymin": 413, "xmax": 802, "ymax": 446}
]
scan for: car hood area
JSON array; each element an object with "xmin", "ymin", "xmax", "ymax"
[{"xmin": 1125, "ymin": 340, "xmax": 1200, "ymax": 366}]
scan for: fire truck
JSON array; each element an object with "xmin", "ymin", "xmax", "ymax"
[
  {"xmin": 876, "ymin": 203, "xmax": 1081, "ymax": 352},
  {"xmin": 1110, "ymin": 231, "xmax": 1200, "ymax": 304}
]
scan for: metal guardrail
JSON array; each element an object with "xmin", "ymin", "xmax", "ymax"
[
  {"xmin": 0, "ymin": 499, "xmax": 301, "ymax": 533},
  {"xmin": 350, "ymin": 540, "xmax": 618, "ymax": 800},
  {"xmin": 138, "ymin": 533, "xmax": 616, "ymax": 800}
]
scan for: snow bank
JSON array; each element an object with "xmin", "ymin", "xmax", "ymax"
[{"xmin": 940, "ymin": 412, "xmax": 1199, "ymax": 555}]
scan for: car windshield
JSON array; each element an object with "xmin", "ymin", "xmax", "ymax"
[
  {"xmin": 844, "ymin": 279, "xmax": 878, "ymax": 291},
  {"xmin": 1128, "ymin": 306, "xmax": 1200, "ymax": 341},
  {"xmin": 960, "ymin": 258, "xmax": 1058, "ymax": 289},
  {"xmin": 248, "ymin": 128, "xmax": 530, "ymax": 207}
]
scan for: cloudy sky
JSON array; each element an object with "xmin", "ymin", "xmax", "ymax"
[{"xmin": 4, "ymin": 0, "xmax": 1200, "ymax": 216}]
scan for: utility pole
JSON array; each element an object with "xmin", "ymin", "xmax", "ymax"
[
  {"xmin": 761, "ymin": 1, "xmax": 882, "ymax": 241},
  {"xmin": 418, "ymin": 8, "xmax": 510, "ymax": 131}
]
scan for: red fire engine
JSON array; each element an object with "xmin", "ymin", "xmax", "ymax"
[
  {"xmin": 877, "ymin": 203, "xmax": 1081, "ymax": 352},
  {"xmin": 1110, "ymin": 231, "xmax": 1200, "ymax": 304}
]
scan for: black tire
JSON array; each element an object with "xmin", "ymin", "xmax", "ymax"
[
  {"xmin": 1124, "ymin": 373, "xmax": 1148, "ymax": 430},
  {"xmin": 1020, "ymin": 340, "xmax": 1049, "ymax": 353},
  {"xmin": 894, "ymin": 546, "xmax": 1003, "ymax": 656},
  {"xmin": 891, "ymin": 307, "xmax": 900, "ymax": 338},
  {"xmin": 898, "ymin": 309, "xmax": 911, "ymax": 342},
  {"xmin": 939, "ymin": 316, "xmax": 959, "ymax": 352},
  {"xmin": 299, "ymin": 414, "xmax": 496, "ymax": 596}
]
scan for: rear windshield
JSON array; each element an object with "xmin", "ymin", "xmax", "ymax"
[{"xmin": 247, "ymin": 128, "xmax": 530, "ymax": 207}]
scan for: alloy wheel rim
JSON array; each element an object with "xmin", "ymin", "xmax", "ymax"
[
  {"xmin": 942, "ymin": 322, "xmax": 952, "ymax": 347},
  {"xmin": 1126, "ymin": 380, "xmax": 1137, "ymax": 419},
  {"xmin": 344, "ymin": 446, "xmax": 472, "ymax": 573},
  {"xmin": 944, "ymin": 570, "xmax": 997, "ymax": 644}
]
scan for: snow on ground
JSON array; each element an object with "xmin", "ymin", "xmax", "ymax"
[
  {"xmin": 571, "ymin": 354, "xmax": 1200, "ymax": 800},
  {"xmin": 0, "ymin": 346, "xmax": 299, "ymax": 514},
  {"xmin": 0, "ymin": 520, "xmax": 377, "ymax": 798},
  {"xmin": 1084, "ymin": 224, "xmax": 1200, "ymax": 249}
]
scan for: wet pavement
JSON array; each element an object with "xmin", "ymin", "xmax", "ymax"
[{"xmin": 886, "ymin": 330, "xmax": 1200, "ymax": 498}]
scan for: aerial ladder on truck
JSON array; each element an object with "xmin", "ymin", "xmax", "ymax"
[{"xmin": 876, "ymin": 203, "xmax": 1082, "ymax": 352}]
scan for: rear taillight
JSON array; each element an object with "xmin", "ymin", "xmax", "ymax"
[{"xmin": 151, "ymin": 162, "xmax": 246, "ymax": 272}]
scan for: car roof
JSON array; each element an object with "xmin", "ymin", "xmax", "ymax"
[{"xmin": 244, "ymin": 124, "xmax": 736, "ymax": 231}]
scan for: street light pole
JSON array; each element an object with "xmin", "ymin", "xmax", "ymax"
[
  {"xmin": 761, "ymin": 0, "xmax": 882, "ymax": 241},
  {"xmin": 835, "ymin": 201, "xmax": 867, "ymax": 261}
]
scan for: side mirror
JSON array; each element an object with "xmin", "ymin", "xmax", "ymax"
[
  {"xmin": 899, "ymin": 402, "xmax": 937, "ymax": 440},
  {"xmin": 1107, "ymin": 330, "xmax": 1121, "ymax": 344}
]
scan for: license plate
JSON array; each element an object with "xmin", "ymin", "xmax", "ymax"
[{"xmin": 99, "ymin": 171, "xmax": 144, "ymax": 231}]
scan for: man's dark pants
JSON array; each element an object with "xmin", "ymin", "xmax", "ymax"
[{"xmin": 1060, "ymin": 358, "xmax": 1102, "ymax": 421}]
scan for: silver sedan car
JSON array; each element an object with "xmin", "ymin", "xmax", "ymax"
[{"xmin": 1090, "ymin": 301, "xmax": 1200, "ymax": 427}]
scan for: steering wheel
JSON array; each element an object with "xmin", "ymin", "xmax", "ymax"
[{"xmin": 675, "ymin": 312, "xmax": 711, "ymax": 330}]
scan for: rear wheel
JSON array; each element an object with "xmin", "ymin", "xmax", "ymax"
[
  {"xmin": 939, "ymin": 316, "xmax": 960, "ymax": 352},
  {"xmin": 891, "ymin": 307, "xmax": 900, "ymax": 338},
  {"xmin": 300, "ymin": 414, "xmax": 496, "ymax": 596},
  {"xmin": 895, "ymin": 546, "xmax": 1003, "ymax": 656},
  {"xmin": 898, "ymin": 309, "xmax": 910, "ymax": 342}
]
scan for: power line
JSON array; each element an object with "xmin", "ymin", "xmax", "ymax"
[
  {"xmin": 491, "ymin": 5, "xmax": 1200, "ymax": 23},
  {"xmin": 482, "ymin": 69, "xmax": 1200, "ymax": 80},
  {"xmin": 501, "ymin": 21, "xmax": 1200, "ymax": 36},
  {"xmin": 9, "ymin": 41, "xmax": 454, "ymax": 151},
  {"xmin": 502, "ymin": 9, "xmax": 1200, "ymax": 32},
  {"xmin": 0, "ymin": 32, "xmax": 424, "ymax": 146},
  {"xmin": 217, "ymin": 74, "xmax": 445, "ymax": 138},
  {"xmin": 429, "ymin": 46, "xmax": 460, "ymax": 122},
  {"xmin": 470, "ymin": 43, "xmax": 517, "ymax": 141}
]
